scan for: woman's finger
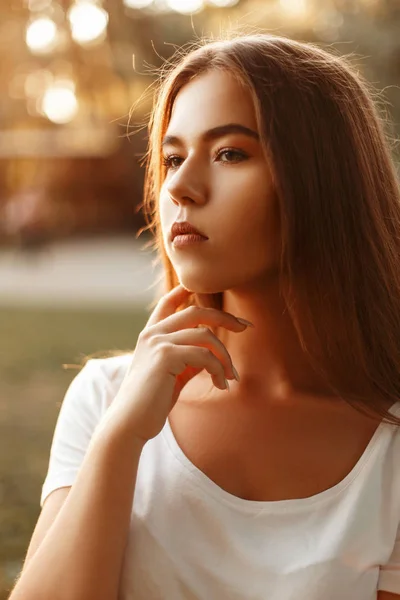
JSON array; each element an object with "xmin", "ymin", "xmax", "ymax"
[{"xmin": 146, "ymin": 284, "xmax": 192, "ymax": 328}]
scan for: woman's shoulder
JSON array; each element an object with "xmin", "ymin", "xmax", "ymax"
[
  {"xmin": 84, "ymin": 352, "xmax": 133, "ymax": 401},
  {"xmin": 89, "ymin": 352, "xmax": 133, "ymax": 381},
  {"xmin": 63, "ymin": 352, "xmax": 134, "ymax": 417}
]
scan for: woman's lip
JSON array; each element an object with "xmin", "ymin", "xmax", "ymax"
[{"xmin": 172, "ymin": 234, "xmax": 209, "ymax": 248}]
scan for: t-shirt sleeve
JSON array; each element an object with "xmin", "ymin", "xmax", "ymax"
[
  {"xmin": 378, "ymin": 521, "xmax": 400, "ymax": 593},
  {"xmin": 40, "ymin": 359, "xmax": 108, "ymax": 508}
]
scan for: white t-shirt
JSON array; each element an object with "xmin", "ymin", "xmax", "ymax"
[{"xmin": 41, "ymin": 354, "xmax": 400, "ymax": 600}]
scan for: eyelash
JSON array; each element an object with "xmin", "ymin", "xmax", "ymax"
[{"xmin": 161, "ymin": 147, "xmax": 248, "ymax": 170}]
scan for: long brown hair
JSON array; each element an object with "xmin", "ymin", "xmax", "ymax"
[{"xmin": 138, "ymin": 32, "xmax": 400, "ymax": 426}]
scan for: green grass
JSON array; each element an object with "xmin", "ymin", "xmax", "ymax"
[
  {"xmin": 0, "ymin": 305, "xmax": 148, "ymax": 382},
  {"xmin": 0, "ymin": 305, "xmax": 147, "ymax": 598}
]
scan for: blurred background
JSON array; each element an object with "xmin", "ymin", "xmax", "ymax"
[{"xmin": 0, "ymin": 0, "xmax": 399, "ymax": 596}]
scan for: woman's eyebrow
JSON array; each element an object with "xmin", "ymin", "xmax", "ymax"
[{"xmin": 162, "ymin": 123, "xmax": 260, "ymax": 147}]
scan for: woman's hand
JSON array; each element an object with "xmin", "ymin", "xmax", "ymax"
[{"xmin": 100, "ymin": 284, "xmax": 253, "ymax": 444}]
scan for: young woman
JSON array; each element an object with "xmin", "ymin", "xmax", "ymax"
[{"xmin": 10, "ymin": 34, "xmax": 400, "ymax": 600}]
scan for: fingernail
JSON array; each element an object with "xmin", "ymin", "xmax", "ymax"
[
  {"xmin": 232, "ymin": 366, "xmax": 240, "ymax": 382},
  {"xmin": 236, "ymin": 318, "xmax": 255, "ymax": 327},
  {"xmin": 224, "ymin": 378, "xmax": 230, "ymax": 391}
]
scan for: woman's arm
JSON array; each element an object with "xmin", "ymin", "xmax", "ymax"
[
  {"xmin": 23, "ymin": 487, "xmax": 71, "ymax": 567},
  {"xmin": 9, "ymin": 422, "xmax": 145, "ymax": 600},
  {"xmin": 10, "ymin": 285, "xmax": 242, "ymax": 600}
]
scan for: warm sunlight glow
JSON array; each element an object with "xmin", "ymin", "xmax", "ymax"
[
  {"xmin": 279, "ymin": 0, "xmax": 308, "ymax": 16},
  {"xmin": 25, "ymin": 0, "xmax": 52, "ymax": 11},
  {"xmin": 166, "ymin": 0, "xmax": 205, "ymax": 14},
  {"xmin": 209, "ymin": 0, "xmax": 239, "ymax": 6},
  {"xmin": 68, "ymin": 1, "xmax": 109, "ymax": 44},
  {"xmin": 25, "ymin": 17, "xmax": 57, "ymax": 52},
  {"xmin": 24, "ymin": 70, "xmax": 54, "ymax": 98},
  {"xmin": 123, "ymin": 0, "xmax": 154, "ymax": 7},
  {"xmin": 41, "ymin": 83, "xmax": 78, "ymax": 124}
]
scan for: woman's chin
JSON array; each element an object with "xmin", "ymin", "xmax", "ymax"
[
  {"xmin": 175, "ymin": 284, "xmax": 224, "ymax": 310},
  {"xmin": 179, "ymin": 280, "xmax": 223, "ymax": 296}
]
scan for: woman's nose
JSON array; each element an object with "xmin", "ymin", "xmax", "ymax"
[{"xmin": 165, "ymin": 160, "xmax": 207, "ymax": 206}]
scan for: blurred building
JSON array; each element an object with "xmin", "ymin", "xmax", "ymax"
[{"xmin": 0, "ymin": 0, "xmax": 399, "ymax": 247}]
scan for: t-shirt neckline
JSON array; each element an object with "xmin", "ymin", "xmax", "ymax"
[{"xmin": 161, "ymin": 410, "xmax": 396, "ymax": 514}]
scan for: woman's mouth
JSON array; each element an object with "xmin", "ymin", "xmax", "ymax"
[{"xmin": 172, "ymin": 234, "xmax": 209, "ymax": 248}]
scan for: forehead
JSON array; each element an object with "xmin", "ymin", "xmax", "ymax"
[{"xmin": 166, "ymin": 70, "xmax": 258, "ymax": 137}]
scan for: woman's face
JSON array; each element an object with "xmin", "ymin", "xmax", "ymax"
[{"xmin": 159, "ymin": 69, "xmax": 280, "ymax": 295}]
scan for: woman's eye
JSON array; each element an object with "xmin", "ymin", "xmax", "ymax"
[
  {"xmin": 162, "ymin": 148, "xmax": 248, "ymax": 170},
  {"xmin": 162, "ymin": 155, "xmax": 182, "ymax": 170},
  {"xmin": 217, "ymin": 149, "xmax": 247, "ymax": 163}
]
